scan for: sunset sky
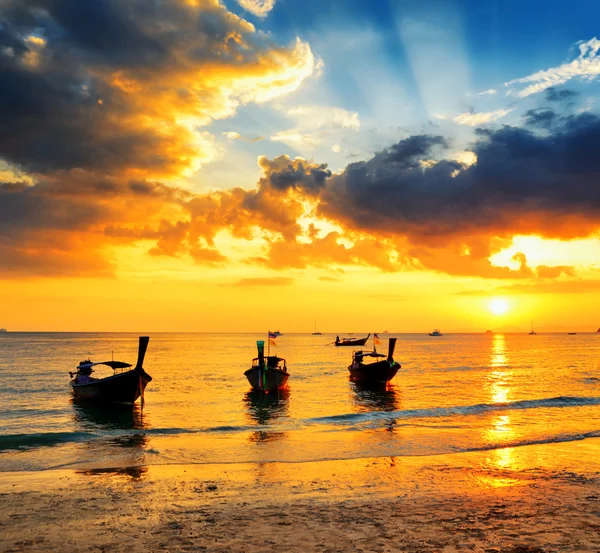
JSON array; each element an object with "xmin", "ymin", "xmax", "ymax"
[{"xmin": 2, "ymin": 0, "xmax": 600, "ymax": 332}]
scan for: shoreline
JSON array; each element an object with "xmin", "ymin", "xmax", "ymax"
[{"xmin": 2, "ymin": 442, "xmax": 600, "ymax": 552}]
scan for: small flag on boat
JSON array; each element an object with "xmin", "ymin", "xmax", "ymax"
[
  {"xmin": 268, "ymin": 331, "xmax": 277, "ymax": 345},
  {"xmin": 374, "ymin": 333, "xmax": 381, "ymax": 345}
]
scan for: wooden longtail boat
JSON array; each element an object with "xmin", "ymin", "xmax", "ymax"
[
  {"xmin": 69, "ymin": 336, "xmax": 152, "ymax": 406},
  {"xmin": 348, "ymin": 338, "xmax": 400, "ymax": 385},
  {"xmin": 244, "ymin": 340, "xmax": 289, "ymax": 392},
  {"xmin": 335, "ymin": 333, "xmax": 370, "ymax": 347}
]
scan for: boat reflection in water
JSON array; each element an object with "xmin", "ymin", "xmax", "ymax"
[
  {"xmin": 351, "ymin": 382, "xmax": 401, "ymax": 433},
  {"xmin": 77, "ymin": 464, "xmax": 148, "ymax": 479},
  {"xmin": 71, "ymin": 398, "xmax": 148, "ymax": 431},
  {"xmin": 71, "ymin": 399, "xmax": 150, "ymax": 479},
  {"xmin": 351, "ymin": 383, "xmax": 401, "ymax": 413},
  {"xmin": 244, "ymin": 389, "xmax": 290, "ymax": 443}
]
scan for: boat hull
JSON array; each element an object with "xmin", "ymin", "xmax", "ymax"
[
  {"xmin": 244, "ymin": 366, "xmax": 289, "ymax": 392},
  {"xmin": 71, "ymin": 369, "xmax": 151, "ymax": 405},
  {"xmin": 335, "ymin": 335, "xmax": 370, "ymax": 347},
  {"xmin": 348, "ymin": 360, "xmax": 400, "ymax": 385}
]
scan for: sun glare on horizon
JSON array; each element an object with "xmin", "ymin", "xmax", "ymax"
[{"xmin": 489, "ymin": 298, "xmax": 509, "ymax": 316}]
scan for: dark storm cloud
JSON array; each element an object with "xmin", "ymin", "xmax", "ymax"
[
  {"xmin": 318, "ymin": 114, "xmax": 600, "ymax": 242},
  {"xmin": 386, "ymin": 135, "xmax": 448, "ymax": 167},
  {"xmin": 524, "ymin": 108, "xmax": 558, "ymax": 129},
  {"xmin": 0, "ymin": 181, "xmax": 103, "ymax": 234},
  {"xmin": 0, "ymin": 66, "xmax": 165, "ymax": 174},
  {"xmin": 317, "ymin": 135, "xmax": 463, "ymax": 237},
  {"xmin": 265, "ymin": 162, "xmax": 331, "ymax": 194},
  {"xmin": 1, "ymin": 0, "xmax": 208, "ymax": 70},
  {"xmin": 0, "ymin": 0, "xmax": 170, "ymax": 173},
  {"xmin": 0, "ymin": 0, "xmax": 311, "ymax": 176},
  {"xmin": 0, "ymin": 0, "xmax": 316, "ymax": 277},
  {"xmin": 545, "ymin": 87, "xmax": 578, "ymax": 102}
]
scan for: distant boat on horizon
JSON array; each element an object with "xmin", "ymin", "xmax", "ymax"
[
  {"xmin": 429, "ymin": 329, "xmax": 443, "ymax": 336},
  {"xmin": 312, "ymin": 321, "xmax": 322, "ymax": 336},
  {"xmin": 485, "ymin": 330, "xmax": 493, "ymax": 334},
  {"xmin": 272, "ymin": 330, "xmax": 282, "ymax": 337},
  {"xmin": 334, "ymin": 334, "xmax": 370, "ymax": 347},
  {"xmin": 568, "ymin": 332, "xmax": 577, "ymax": 335},
  {"xmin": 529, "ymin": 320, "xmax": 537, "ymax": 335}
]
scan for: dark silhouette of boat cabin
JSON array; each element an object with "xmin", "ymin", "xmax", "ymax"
[
  {"xmin": 335, "ymin": 333, "xmax": 370, "ymax": 347},
  {"xmin": 69, "ymin": 336, "xmax": 152, "ymax": 406},
  {"xmin": 348, "ymin": 338, "xmax": 400, "ymax": 385},
  {"xmin": 244, "ymin": 340, "xmax": 289, "ymax": 392}
]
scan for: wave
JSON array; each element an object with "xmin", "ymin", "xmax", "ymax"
[
  {"xmin": 26, "ymin": 430, "xmax": 600, "ymax": 472},
  {"xmin": 307, "ymin": 395, "xmax": 600, "ymax": 427},
  {"xmin": 0, "ymin": 431, "xmax": 97, "ymax": 451},
  {"xmin": 1, "ymin": 395, "xmax": 599, "ymax": 454},
  {"xmin": 0, "ymin": 425, "xmax": 257, "ymax": 452},
  {"xmin": 457, "ymin": 429, "xmax": 600, "ymax": 454}
]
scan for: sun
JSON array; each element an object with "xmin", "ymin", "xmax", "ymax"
[{"xmin": 489, "ymin": 298, "xmax": 509, "ymax": 316}]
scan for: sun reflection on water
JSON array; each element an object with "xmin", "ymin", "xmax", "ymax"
[
  {"xmin": 483, "ymin": 334, "xmax": 518, "ymax": 480},
  {"xmin": 490, "ymin": 333, "xmax": 507, "ymax": 369},
  {"xmin": 486, "ymin": 334, "xmax": 512, "ymax": 404}
]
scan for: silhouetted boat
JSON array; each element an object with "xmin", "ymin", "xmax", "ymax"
[
  {"xmin": 429, "ymin": 329, "xmax": 443, "ymax": 336},
  {"xmin": 244, "ymin": 340, "xmax": 289, "ymax": 392},
  {"xmin": 69, "ymin": 336, "xmax": 152, "ymax": 406},
  {"xmin": 272, "ymin": 330, "xmax": 283, "ymax": 337},
  {"xmin": 485, "ymin": 330, "xmax": 493, "ymax": 334},
  {"xmin": 529, "ymin": 321, "xmax": 537, "ymax": 335},
  {"xmin": 568, "ymin": 332, "xmax": 576, "ymax": 335},
  {"xmin": 348, "ymin": 338, "xmax": 400, "ymax": 385},
  {"xmin": 335, "ymin": 333, "xmax": 370, "ymax": 346},
  {"xmin": 312, "ymin": 321, "xmax": 322, "ymax": 335}
]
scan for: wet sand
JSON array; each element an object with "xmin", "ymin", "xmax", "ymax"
[{"xmin": 1, "ymin": 441, "xmax": 600, "ymax": 553}]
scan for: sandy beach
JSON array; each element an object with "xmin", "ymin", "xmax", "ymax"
[{"xmin": 2, "ymin": 441, "xmax": 599, "ymax": 553}]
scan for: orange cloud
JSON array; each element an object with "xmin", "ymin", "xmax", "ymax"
[
  {"xmin": 0, "ymin": 0, "xmax": 317, "ymax": 277},
  {"xmin": 456, "ymin": 279, "xmax": 600, "ymax": 296},
  {"xmin": 227, "ymin": 277, "xmax": 295, "ymax": 286},
  {"xmin": 3, "ymin": 3, "xmax": 600, "ymax": 287}
]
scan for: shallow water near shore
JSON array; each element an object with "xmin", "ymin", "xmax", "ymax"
[{"xmin": 1, "ymin": 332, "xmax": 600, "ymax": 472}]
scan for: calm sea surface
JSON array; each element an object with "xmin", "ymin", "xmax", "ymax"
[{"xmin": 1, "ymin": 332, "xmax": 599, "ymax": 473}]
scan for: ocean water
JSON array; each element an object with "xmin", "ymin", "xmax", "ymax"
[{"xmin": 1, "ymin": 332, "xmax": 600, "ymax": 473}]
